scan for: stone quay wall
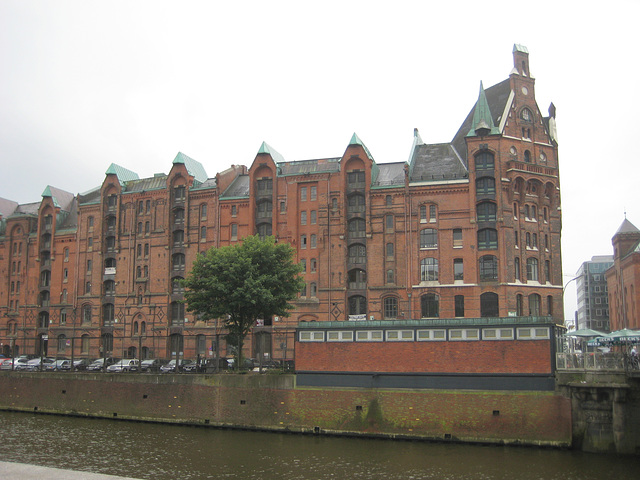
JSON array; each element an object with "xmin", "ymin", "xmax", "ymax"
[{"xmin": 0, "ymin": 372, "xmax": 571, "ymax": 448}]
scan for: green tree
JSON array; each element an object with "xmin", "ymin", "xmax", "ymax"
[{"xmin": 182, "ymin": 235, "xmax": 304, "ymax": 370}]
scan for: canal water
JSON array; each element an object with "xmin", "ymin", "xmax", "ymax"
[{"xmin": 0, "ymin": 411, "xmax": 637, "ymax": 479}]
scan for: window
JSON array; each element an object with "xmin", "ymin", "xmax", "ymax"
[
  {"xmin": 477, "ymin": 202, "xmax": 497, "ymax": 222},
  {"xmin": 348, "ymin": 244, "xmax": 366, "ymax": 264},
  {"xmin": 310, "ymin": 186, "xmax": 317, "ymax": 201},
  {"xmin": 453, "ymin": 229, "xmax": 463, "ymax": 248},
  {"xmin": 170, "ymin": 301, "xmax": 185, "ymax": 325},
  {"xmin": 300, "ymin": 187, "xmax": 307, "ymax": 201},
  {"xmin": 82, "ymin": 305, "xmax": 92, "ymax": 324},
  {"xmin": 310, "ymin": 210, "xmax": 317, "ymax": 225},
  {"xmin": 385, "ymin": 215, "xmax": 394, "ymax": 231},
  {"xmin": 173, "ymin": 208, "xmax": 185, "ymax": 224},
  {"xmin": 526, "ymin": 232, "xmax": 531, "ymax": 248},
  {"xmin": 310, "ymin": 258, "xmax": 317, "ymax": 273},
  {"xmin": 476, "ymin": 177, "xmax": 495, "ymax": 195},
  {"xmin": 172, "ymin": 253, "xmax": 185, "ymax": 270},
  {"xmin": 102, "ymin": 303, "xmax": 115, "ymax": 326},
  {"xmin": 137, "ymin": 244, "xmax": 142, "ymax": 258},
  {"xmin": 349, "ymin": 295, "xmax": 367, "ymax": 315},
  {"xmin": 528, "ymin": 294, "xmax": 541, "ymax": 316},
  {"xmin": 455, "ymin": 295, "xmax": 465, "ymax": 317},
  {"xmin": 174, "ymin": 185, "xmax": 186, "ymax": 201},
  {"xmin": 300, "ymin": 283, "xmax": 307, "ymax": 296},
  {"xmin": 420, "ymin": 228, "xmax": 437, "ymax": 248},
  {"xmin": 280, "ymin": 201, "xmax": 286, "ymax": 213},
  {"xmin": 387, "ymin": 330, "xmax": 414, "ymax": 342},
  {"xmin": 526, "ymin": 257, "xmax": 539, "ymax": 281},
  {"xmin": 257, "ymin": 178, "xmax": 272, "ymax": 195},
  {"xmin": 138, "ymin": 201, "xmax": 144, "ymax": 213},
  {"xmin": 173, "ymin": 229, "xmax": 184, "ymax": 246},
  {"xmin": 310, "ymin": 234, "xmax": 317, "ymax": 248},
  {"xmin": 145, "ymin": 221, "xmax": 150, "ymax": 233},
  {"xmin": 104, "ymin": 280, "xmax": 115, "ymax": 295},
  {"xmin": 257, "ymin": 223, "xmax": 272, "ymax": 239},
  {"xmin": 386, "ymin": 269, "xmax": 395, "ymax": 284},
  {"xmin": 515, "ymin": 230, "xmax": 519, "ymax": 248},
  {"xmin": 64, "ymin": 248, "xmax": 69, "ymax": 261},
  {"xmin": 532, "ymin": 233, "xmax": 538, "ymax": 249},
  {"xmin": 348, "ymin": 219, "xmax": 366, "ymax": 238},
  {"xmin": 356, "ymin": 330, "xmax": 383, "ymax": 342},
  {"xmin": 547, "ymin": 295, "xmax": 554, "ymax": 315},
  {"xmin": 145, "ymin": 243, "xmax": 149, "ymax": 257},
  {"xmin": 299, "ymin": 331, "xmax": 325, "ymax": 342},
  {"xmin": 172, "ymin": 277, "xmax": 185, "ymax": 294},
  {"xmin": 386, "ymin": 243, "xmax": 394, "ymax": 258},
  {"xmin": 513, "ymin": 203, "xmax": 519, "ymax": 219},
  {"xmin": 300, "ymin": 211, "xmax": 307, "ymax": 225},
  {"xmin": 88, "ymin": 237, "xmax": 93, "ymax": 248},
  {"xmin": 200, "ymin": 203, "xmax": 207, "ymax": 219},
  {"xmin": 449, "ymin": 329, "xmax": 480, "ymax": 341},
  {"xmin": 517, "ymin": 326, "xmax": 549, "ymax": 340},
  {"xmin": 386, "ymin": 195, "xmax": 392, "ymax": 207},
  {"xmin": 200, "ymin": 226, "xmax": 206, "ymax": 241},
  {"xmin": 58, "ymin": 334, "xmax": 67, "ymax": 352},
  {"xmin": 300, "ymin": 259, "xmax": 306, "ymax": 273},
  {"xmin": 81, "ymin": 334, "xmax": 90, "ymax": 354},
  {"xmin": 477, "ymin": 228, "xmax": 498, "ymax": 250},
  {"xmin": 420, "ymin": 258, "xmax": 438, "ymax": 282},
  {"xmin": 348, "ymin": 194, "xmax": 365, "ymax": 213},
  {"xmin": 417, "ymin": 329, "xmax": 446, "ymax": 341},
  {"xmin": 479, "ymin": 255, "xmax": 498, "ymax": 280},
  {"xmin": 483, "ymin": 328, "xmax": 514, "ymax": 340},
  {"xmin": 545, "ymin": 260, "xmax": 551, "ymax": 283},
  {"xmin": 480, "ymin": 292, "xmax": 499, "ymax": 317},
  {"xmin": 256, "ymin": 201, "xmax": 272, "ymax": 219},
  {"xmin": 231, "ymin": 223, "xmax": 238, "ymax": 240},
  {"xmin": 382, "ymin": 297, "xmax": 398, "ymax": 319},
  {"xmin": 429, "ymin": 205, "xmax": 437, "ymax": 222},
  {"xmin": 348, "ymin": 269, "xmax": 366, "ymax": 289},
  {"xmin": 421, "ymin": 294, "xmax": 439, "ymax": 318},
  {"xmin": 326, "ymin": 331, "xmax": 354, "ymax": 342},
  {"xmin": 231, "ymin": 205, "xmax": 237, "ymax": 217},
  {"xmin": 454, "ymin": 258, "xmax": 464, "ymax": 281},
  {"xmin": 347, "ymin": 171, "xmax": 365, "ymax": 187},
  {"xmin": 516, "ymin": 294, "xmax": 523, "ymax": 316},
  {"xmin": 88, "ymin": 216, "xmax": 94, "ymax": 228},
  {"xmin": 475, "ymin": 151, "xmax": 495, "ymax": 170},
  {"xmin": 300, "ymin": 235, "xmax": 307, "ymax": 249},
  {"xmin": 419, "ymin": 205, "xmax": 427, "ymax": 222},
  {"xmin": 310, "ymin": 282, "xmax": 317, "ymax": 297},
  {"xmin": 515, "ymin": 257, "xmax": 521, "ymax": 281}
]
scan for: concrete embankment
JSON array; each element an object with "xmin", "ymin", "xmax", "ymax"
[
  {"xmin": 0, "ymin": 372, "xmax": 571, "ymax": 448},
  {"xmin": 0, "ymin": 461, "xmax": 142, "ymax": 480}
]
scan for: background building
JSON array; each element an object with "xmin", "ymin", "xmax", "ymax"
[
  {"xmin": 0, "ymin": 45, "xmax": 563, "ymax": 364},
  {"xmin": 575, "ymin": 256, "xmax": 614, "ymax": 332}
]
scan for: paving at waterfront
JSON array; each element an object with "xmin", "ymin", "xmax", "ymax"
[{"xmin": 0, "ymin": 461, "xmax": 142, "ymax": 480}]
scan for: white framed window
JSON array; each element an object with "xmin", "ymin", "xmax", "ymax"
[
  {"xmin": 356, "ymin": 330, "xmax": 383, "ymax": 342},
  {"xmin": 449, "ymin": 329, "xmax": 479, "ymax": 341},
  {"xmin": 327, "ymin": 331, "xmax": 354, "ymax": 342},
  {"xmin": 386, "ymin": 330, "xmax": 414, "ymax": 341},
  {"xmin": 299, "ymin": 331, "xmax": 324, "ymax": 342},
  {"xmin": 516, "ymin": 327, "xmax": 549, "ymax": 340},
  {"xmin": 482, "ymin": 328, "xmax": 514, "ymax": 340},
  {"xmin": 416, "ymin": 329, "xmax": 446, "ymax": 341}
]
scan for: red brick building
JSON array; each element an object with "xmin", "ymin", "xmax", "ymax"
[
  {"xmin": 0, "ymin": 45, "xmax": 563, "ymax": 365},
  {"xmin": 606, "ymin": 219, "xmax": 640, "ymax": 331}
]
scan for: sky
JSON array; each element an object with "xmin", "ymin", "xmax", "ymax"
[{"xmin": 1, "ymin": 1, "xmax": 639, "ymax": 322}]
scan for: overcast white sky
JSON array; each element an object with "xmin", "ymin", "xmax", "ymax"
[{"xmin": 1, "ymin": 1, "xmax": 639, "ymax": 322}]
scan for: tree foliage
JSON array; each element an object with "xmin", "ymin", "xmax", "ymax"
[{"xmin": 182, "ymin": 235, "xmax": 304, "ymax": 369}]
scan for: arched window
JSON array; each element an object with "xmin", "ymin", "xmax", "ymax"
[
  {"xmin": 420, "ymin": 228, "xmax": 438, "ymax": 248},
  {"xmin": 476, "ymin": 202, "xmax": 497, "ymax": 222},
  {"xmin": 82, "ymin": 305, "xmax": 92, "ymax": 324},
  {"xmin": 526, "ymin": 258, "xmax": 539, "ymax": 281},
  {"xmin": 102, "ymin": 303, "xmax": 114, "ymax": 326},
  {"xmin": 420, "ymin": 258, "xmax": 439, "ymax": 282},
  {"xmin": 529, "ymin": 294, "xmax": 541, "ymax": 316},
  {"xmin": 524, "ymin": 150, "xmax": 531, "ymax": 163},
  {"xmin": 479, "ymin": 255, "xmax": 498, "ymax": 280},
  {"xmin": 477, "ymin": 228, "xmax": 498, "ymax": 250},
  {"xmin": 480, "ymin": 292, "xmax": 499, "ymax": 317},
  {"xmin": 383, "ymin": 297, "xmax": 398, "ymax": 319},
  {"xmin": 421, "ymin": 294, "xmax": 439, "ymax": 318},
  {"xmin": 57, "ymin": 334, "xmax": 66, "ymax": 352}
]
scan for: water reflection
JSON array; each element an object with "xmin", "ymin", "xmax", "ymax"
[{"xmin": 0, "ymin": 411, "xmax": 637, "ymax": 480}]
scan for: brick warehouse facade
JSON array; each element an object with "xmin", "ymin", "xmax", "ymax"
[{"xmin": 0, "ymin": 45, "xmax": 562, "ymax": 365}]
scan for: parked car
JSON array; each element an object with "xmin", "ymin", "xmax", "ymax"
[
  {"xmin": 181, "ymin": 360, "xmax": 200, "ymax": 373},
  {"xmin": 139, "ymin": 359, "xmax": 163, "ymax": 373},
  {"xmin": 18, "ymin": 357, "xmax": 55, "ymax": 371},
  {"xmin": 72, "ymin": 358, "xmax": 92, "ymax": 371},
  {"xmin": 107, "ymin": 359, "xmax": 140, "ymax": 373},
  {"xmin": 0, "ymin": 358, "xmax": 16, "ymax": 370},
  {"xmin": 87, "ymin": 357, "xmax": 118, "ymax": 372},
  {"xmin": 45, "ymin": 359, "xmax": 71, "ymax": 371},
  {"xmin": 160, "ymin": 359, "xmax": 190, "ymax": 373}
]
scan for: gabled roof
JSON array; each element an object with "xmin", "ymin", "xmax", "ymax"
[
  {"xmin": 220, "ymin": 175, "xmax": 250, "ymax": 199},
  {"xmin": 41, "ymin": 185, "xmax": 75, "ymax": 212},
  {"xmin": 105, "ymin": 163, "xmax": 139, "ymax": 185},
  {"xmin": 372, "ymin": 162, "xmax": 405, "ymax": 188},
  {"xmin": 257, "ymin": 142, "xmax": 286, "ymax": 165},
  {"xmin": 615, "ymin": 218, "xmax": 639, "ymax": 235},
  {"xmin": 348, "ymin": 133, "xmax": 374, "ymax": 161},
  {"xmin": 172, "ymin": 152, "xmax": 208, "ymax": 184},
  {"xmin": 123, "ymin": 175, "xmax": 168, "ymax": 193},
  {"xmin": 409, "ymin": 143, "xmax": 468, "ymax": 183},
  {"xmin": 0, "ymin": 197, "xmax": 19, "ymax": 218},
  {"xmin": 451, "ymin": 78, "xmax": 512, "ymax": 166}
]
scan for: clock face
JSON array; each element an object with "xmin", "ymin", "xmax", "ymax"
[{"xmin": 521, "ymin": 86, "xmax": 528, "ymax": 95}]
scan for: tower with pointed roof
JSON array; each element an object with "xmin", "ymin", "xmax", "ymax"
[{"xmin": 606, "ymin": 219, "xmax": 640, "ymax": 330}]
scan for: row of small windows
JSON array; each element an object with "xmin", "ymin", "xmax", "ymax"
[
  {"xmin": 514, "ymin": 257, "xmax": 552, "ymax": 283},
  {"xmin": 300, "ymin": 326, "xmax": 550, "ymax": 342},
  {"xmin": 419, "ymin": 255, "xmax": 498, "ymax": 283}
]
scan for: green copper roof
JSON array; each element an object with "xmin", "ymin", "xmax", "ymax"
[
  {"xmin": 348, "ymin": 133, "xmax": 374, "ymax": 161},
  {"xmin": 41, "ymin": 185, "xmax": 61, "ymax": 208},
  {"xmin": 467, "ymin": 82, "xmax": 500, "ymax": 137},
  {"xmin": 105, "ymin": 163, "xmax": 139, "ymax": 185},
  {"xmin": 257, "ymin": 142, "xmax": 286, "ymax": 165},
  {"xmin": 513, "ymin": 44, "xmax": 529, "ymax": 53},
  {"xmin": 172, "ymin": 152, "xmax": 208, "ymax": 184}
]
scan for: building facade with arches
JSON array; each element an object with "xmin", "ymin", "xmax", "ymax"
[{"xmin": 0, "ymin": 45, "xmax": 563, "ymax": 365}]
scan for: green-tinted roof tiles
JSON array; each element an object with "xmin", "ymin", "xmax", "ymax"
[
  {"xmin": 257, "ymin": 142, "xmax": 286, "ymax": 165},
  {"xmin": 172, "ymin": 152, "xmax": 208, "ymax": 184},
  {"xmin": 348, "ymin": 133, "xmax": 374, "ymax": 161},
  {"xmin": 467, "ymin": 82, "xmax": 500, "ymax": 137},
  {"xmin": 105, "ymin": 163, "xmax": 140, "ymax": 184},
  {"xmin": 513, "ymin": 44, "xmax": 529, "ymax": 53}
]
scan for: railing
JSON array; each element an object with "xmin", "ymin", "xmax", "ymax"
[{"xmin": 556, "ymin": 352, "xmax": 640, "ymax": 371}]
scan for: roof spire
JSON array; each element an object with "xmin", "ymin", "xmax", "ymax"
[{"xmin": 467, "ymin": 82, "xmax": 499, "ymax": 137}]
